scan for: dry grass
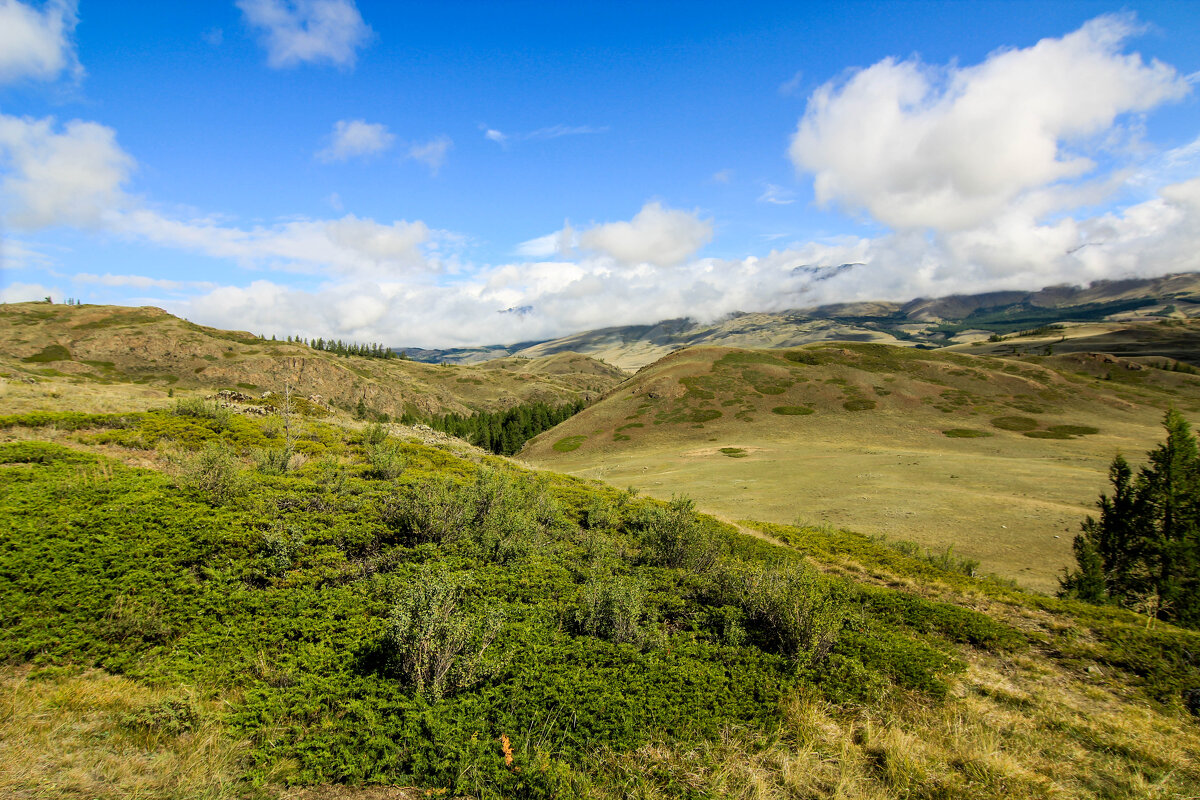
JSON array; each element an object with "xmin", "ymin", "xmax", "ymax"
[
  {"xmin": 588, "ymin": 648, "xmax": 1200, "ymax": 799},
  {"xmin": 523, "ymin": 343, "xmax": 1200, "ymax": 592},
  {"xmin": 0, "ymin": 667, "xmax": 247, "ymax": 800}
]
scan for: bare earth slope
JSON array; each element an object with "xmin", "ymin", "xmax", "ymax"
[
  {"xmin": 521, "ymin": 341, "xmax": 1200, "ymax": 591},
  {"xmin": 0, "ymin": 303, "xmax": 626, "ymax": 417}
]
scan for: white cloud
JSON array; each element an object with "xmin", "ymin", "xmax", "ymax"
[
  {"xmin": 71, "ymin": 272, "xmax": 217, "ymax": 291},
  {"xmin": 0, "ymin": 0, "xmax": 80, "ymax": 84},
  {"xmin": 711, "ymin": 168, "xmax": 734, "ymax": 184},
  {"xmin": 117, "ymin": 210, "xmax": 434, "ymax": 278},
  {"xmin": 0, "ymin": 111, "xmax": 439, "ymax": 279},
  {"xmin": 790, "ymin": 13, "xmax": 1191, "ymax": 231},
  {"xmin": 515, "ymin": 222, "xmax": 575, "ymax": 258},
  {"xmin": 0, "ymin": 281, "xmax": 58, "ymax": 303},
  {"xmin": 757, "ymin": 183, "xmax": 796, "ymax": 205},
  {"xmin": 0, "ymin": 113, "xmax": 135, "ymax": 228},
  {"xmin": 482, "ymin": 124, "xmax": 607, "ymax": 145},
  {"xmin": 526, "ymin": 124, "xmax": 608, "ymax": 140},
  {"xmin": 576, "ymin": 202, "xmax": 713, "ymax": 267},
  {"xmin": 317, "ymin": 119, "xmax": 395, "ymax": 162},
  {"xmin": 406, "ymin": 135, "xmax": 452, "ymax": 175},
  {"xmin": 145, "ymin": 164, "xmax": 1200, "ymax": 349},
  {"xmin": 237, "ymin": 0, "xmax": 371, "ymax": 69},
  {"xmin": 778, "ymin": 70, "xmax": 804, "ymax": 96}
]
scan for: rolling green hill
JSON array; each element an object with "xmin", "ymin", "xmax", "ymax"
[{"xmin": 521, "ymin": 341, "xmax": 1200, "ymax": 591}]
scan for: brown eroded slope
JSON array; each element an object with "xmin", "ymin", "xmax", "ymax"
[{"xmin": 0, "ymin": 302, "xmax": 626, "ymax": 417}]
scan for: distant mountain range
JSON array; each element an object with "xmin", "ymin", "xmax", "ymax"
[{"xmin": 397, "ymin": 273, "xmax": 1200, "ymax": 370}]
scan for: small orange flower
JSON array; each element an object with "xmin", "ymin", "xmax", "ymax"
[{"xmin": 500, "ymin": 733, "xmax": 514, "ymax": 768}]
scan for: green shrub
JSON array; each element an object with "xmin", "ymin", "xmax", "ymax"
[
  {"xmin": 772, "ymin": 406, "xmax": 814, "ymax": 416},
  {"xmin": 173, "ymin": 441, "xmax": 246, "ymax": 502},
  {"xmin": 843, "ymin": 399, "xmax": 876, "ymax": 412},
  {"xmin": 582, "ymin": 496, "xmax": 618, "ymax": 531},
  {"xmin": 378, "ymin": 570, "xmax": 505, "ymax": 702},
  {"xmin": 383, "ymin": 469, "xmax": 551, "ymax": 562},
  {"xmin": 20, "ymin": 343, "xmax": 70, "ymax": 363},
  {"xmin": 365, "ymin": 440, "xmax": 406, "ymax": 480},
  {"xmin": 719, "ymin": 447, "xmax": 749, "ymax": 458},
  {"xmin": 942, "ymin": 429, "xmax": 993, "ymax": 438},
  {"xmin": 172, "ymin": 397, "xmax": 232, "ymax": 429},
  {"xmin": 722, "ymin": 560, "xmax": 845, "ymax": 665},
  {"xmin": 254, "ymin": 446, "xmax": 294, "ymax": 475},
  {"xmin": 1024, "ymin": 430, "xmax": 1072, "ymax": 439},
  {"xmin": 636, "ymin": 497, "xmax": 721, "ymax": 573},
  {"xmin": 120, "ymin": 697, "xmax": 201, "ymax": 738},
  {"xmin": 362, "ymin": 422, "xmax": 389, "ymax": 445},
  {"xmin": 553, "ymin": 435, "xmax": 587, "ymax": 452},
  {"xmin": 573, "ymin": 571, "xmax": 653, "ymax": 647},
  {"xmin": 1046, "ymin": 424, "xmax": 1099, "ymax": 436},
  {"xmin": 991, "ymin": 416, "xmax": 1038, "ymax": 431}
]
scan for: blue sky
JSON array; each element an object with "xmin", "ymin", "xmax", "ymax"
[{"xmin": 1, "ymin": 1, "xmax": 1199, "ymax": 346}]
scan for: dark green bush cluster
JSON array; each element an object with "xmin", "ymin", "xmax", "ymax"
[{"xmin": 0, "ymin": 424, "xmax": 1065, "ymax": 797}]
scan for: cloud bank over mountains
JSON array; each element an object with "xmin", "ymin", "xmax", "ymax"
[{"xmin": 1, "ymin": 7, "xmax": 1198, "ymax": 347}]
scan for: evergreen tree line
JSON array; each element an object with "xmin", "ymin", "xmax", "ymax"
[
  {"xmin": 1061, "ymin": 409, "xmax": 1200, "ymax": 628},
  {"xmin": 282, "ymin": 335, "xmax": 408, "ymax": 360},
  {"xmin": 427, "ymin": 399, "xmax": 587, "ymax": 456}
]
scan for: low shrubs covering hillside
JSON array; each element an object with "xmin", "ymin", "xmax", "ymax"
[{"xmin": 2, "ymin": 409, "xmax": 1198, "ymax": 797}]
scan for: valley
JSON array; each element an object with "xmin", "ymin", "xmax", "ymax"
[{"xmin": 3, "ymin": 281, "xmax": 1200, "ymax": 799}]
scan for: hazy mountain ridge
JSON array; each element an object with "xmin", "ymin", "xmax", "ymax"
[{"xmin": 405, "ymin": 273, "xmax": 1200, "ymax": 370}]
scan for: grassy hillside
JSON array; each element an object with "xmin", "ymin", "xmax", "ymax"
[
  {"xmin": 2, "ymin": 408, "xmax": 1198, "ymax": 799},
  {"xmin": 521, "ymin": 341, "xmax": 1200, "ymax": 591},
  {"xmin": 0, "ymin": 302, "xmax": 626, "ymax": 419}
]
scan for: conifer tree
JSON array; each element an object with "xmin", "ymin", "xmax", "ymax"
[{"xmin": 1061, "ymin": 409, "xmax": 1200, "ymax": 627}]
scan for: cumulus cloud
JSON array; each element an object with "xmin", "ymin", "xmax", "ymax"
[
  {"xmin": 237, "ymin": 0, "xmax": 371, "ymax": 69},
  {"xmin": 0, "ymin": 111, "xmax": 439, "ymax": 279},
  {"xmin": 574, "ymin": 202, "xmax": 713, "ymax": 267},
  {"xmin": 0, "ymin": 0, "xmax": 81, "ymax": 84},
  {"xmin": 790, "ymin": 13, "xmax": 1191, "ymax": 231},
  {"xmin": 0, "ymin": 113, "xmax": 135, "ymax": 228},
  {"xmin": 317, "ymin": 119, "xmax": 394, "ymax": 162},
  {"xmin": 406, "ymin": 135, "xmax": 452, "ymax": 175}
]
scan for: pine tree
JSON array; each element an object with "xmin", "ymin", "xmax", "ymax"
[{"xmin": 1061, "ymin": 409, "xmax": 1200, "ymax": 627}]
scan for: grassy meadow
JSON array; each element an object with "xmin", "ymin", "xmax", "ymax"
[{"xmin": 522, "ymin": 341, "xmax": 1200, "ymax": 591}]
